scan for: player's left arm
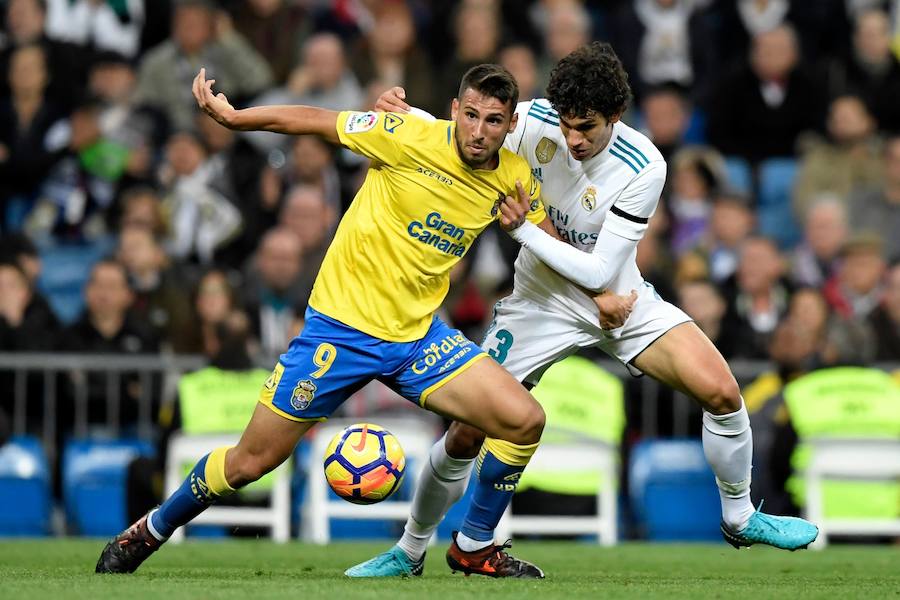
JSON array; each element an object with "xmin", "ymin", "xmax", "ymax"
[
  {"xmin": 500, "ymin": 162, "xmax": 666, "ymax": 292},
  {"xmin": 192, "ymin": 68, "xmax": 341, "ymax": 144}
]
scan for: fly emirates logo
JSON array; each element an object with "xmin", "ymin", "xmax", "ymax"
[{"xmin": 407, "ymin": 212, "xmax": 468, "ymax": 257}]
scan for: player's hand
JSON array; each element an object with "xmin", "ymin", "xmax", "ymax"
[
  {"xmin": 593, "ymin": 289, "xmax": 637, "ymax": 330},
  {"xmin": 499, "ymin": 180, "xmax": 531, "ymax": 231},
  {"xmin": 374, "ymin": 87, "xmax": 410, "ymax": 113},
  {"xmin": 192, "ymin": 68, "xmax": 237, "ymax": 128}
]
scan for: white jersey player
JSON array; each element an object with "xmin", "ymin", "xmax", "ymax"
[
  {"xmin": 348, "ymin": 43, "xmax": 819, "ymax": 580},
  {"xmin": 487, "ymin": 97, "xmax": 689, "ymax": 383}
]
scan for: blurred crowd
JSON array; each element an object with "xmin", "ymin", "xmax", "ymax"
[{"xmin": 0, "ymin": 0, "xmax": 899, "ymax": 428}]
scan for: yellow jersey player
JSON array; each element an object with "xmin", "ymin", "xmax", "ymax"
[{"xmin": 95, "ymin": 64, "xmax": 555, "ymax": 577}]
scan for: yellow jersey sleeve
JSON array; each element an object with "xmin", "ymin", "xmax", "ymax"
[{"xmin": 336, "ymin": 111, "xmax": 419, "ymax": 166}]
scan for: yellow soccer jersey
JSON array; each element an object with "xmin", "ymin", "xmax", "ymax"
[{"xmin": 308, "ymin": 110, "xmax": 545, "ymax": 342}]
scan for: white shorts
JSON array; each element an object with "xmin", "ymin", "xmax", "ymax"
[{"xmin": 482, "ymin": 282, "xmax": 692, "ymax": 385}]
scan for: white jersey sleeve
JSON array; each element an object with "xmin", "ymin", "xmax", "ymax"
[
  {"xmin": 603, "ymin": 161, "xmax": 666, "ymax": 241},
  {"xmin": 509, "ymin": 220, "xmax": 637, "ymax": 292}
]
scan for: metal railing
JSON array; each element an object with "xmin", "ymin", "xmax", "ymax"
[{"xmin": 1, "ymin": 352, "xmax": 896, "ymax": 469}]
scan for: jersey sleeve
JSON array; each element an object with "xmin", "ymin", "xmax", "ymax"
[
  {"xmin": 336, "ymin": 111, "xmax": 413, "ymax": 166},
  {"xmin": 602, "ymin": 161, "xmax": 667, "ymax": 241}
]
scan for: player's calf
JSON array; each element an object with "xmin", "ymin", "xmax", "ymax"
[{"xmin": 444, "ymin": 421, "xmax": 486, "ymax": 459}]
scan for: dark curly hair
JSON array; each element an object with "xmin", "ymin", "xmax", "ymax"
[{"xmin": 546, "ymin": 42, "xmax": 632, "ymax": 120}]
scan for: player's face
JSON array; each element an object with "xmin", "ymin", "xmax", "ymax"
[
  {"xmin": 451, "ymin": 88, "xmax": 517, "ymax": 170},
  {"xmin": 558, "ymin": 112, "xmax": 619, "ymax": 161}
]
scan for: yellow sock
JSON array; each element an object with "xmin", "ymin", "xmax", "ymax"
[{"xmin": 204, "ymin": 446, "xmax": 236, "ymax": 496}]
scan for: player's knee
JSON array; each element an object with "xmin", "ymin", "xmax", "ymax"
[
  {"xmin": 446, "ymin": 422, "xmax": 485, "ymax": 459},
  {"xmin": 704, "ymin": 375, "xmax": 742, "ymax": 415}
]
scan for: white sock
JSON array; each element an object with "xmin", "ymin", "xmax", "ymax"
[
  {"xmin": 396, "ymin": 434, "xmax": 475, "ymax": 561},
  {"xmin": 145, "ymin": 509, "xmax": 168, "ymax": 542},
  {"xmin": 455, "ymin": 530, "xmax": 492, "ymax": 552},
  {"xmin": 702, "ymin": 399, "xmax": 756, "ymax": 532}
]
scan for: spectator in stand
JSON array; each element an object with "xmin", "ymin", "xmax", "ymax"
[
  {"xmin": 640, "ymin": 83, "xmax": 692, "ymax": 163},
  {"xmin": 0, "ymin": 232, "xmax": 44, "ymax": 288},
  {"xmin": 707, "ymin": 0, "xmax": 792, "ymax": 70},
  {"xmin": 665, "ymin": 146, "xmax": 726, "ymax": 256},
  {"xmin": 610, "ymin": 0, "xmax": 716, "ymax": 105},
  {"xmin": 116, "ymin": 224, "xmax": 193, "ymax": 351},
  {"xmin": 826, "ymin": 8, "xmax": 900, "ymax": 134},
  {"xmin": 230, "ymin": 0, "xmax": 311, "ymax": 85},
  {"xmin": 499, "ymin": 43, "xmax": 541, "ymax": 102},
  {"xmin": 436, "ymin": 3, "xmax": 500, "ymax": 115},
  {"xmin": 0, "ymin": 233, "xmax": 59, "ymax": 353},
  {"xmin": 285, "ymin": 33, "xmax": 364, "ymax": 111},
  {"xmin": 158, "ymin": 131, "xmax": 242, "ymax": 265},
  {"xmin": 44, "ymin": 0, "xmax": 144, "ymax": 59},
  {"xmin": 706, "ymin": 192, "xmax": 755, "ymax": 284},
  {"xmin": 26, "ymin": 100, "xmax": 136, "ymax": 243},
  {"xmin": 823, "ymin": 232, "xmax": 887, "ymax": 322},
  {"xmin": 135, "ymin": 0, "xmax": 273, "ymax": 132},
  {"xmin": 278, "ymin": 185, "xmax": 336, "ymax": 294},
  {"xmin": 790, "ymin": 195, "xmax": 848, "ymax": 288},
  {"xmin": 793, "ymin": 95, "xmax": 883, "ymax": 219},
  {"xmin": 194, "ymin": 113, "xmax": 268, "ymax": 268},
  {"xmin": 117, "ymin": 186, "xmax": 168, "ymax": 239},
  {"xmin": 0, "ymin": 259, "xmax": 60, "ymax": 351},
  {"xmin": 849, "ymin": 135, "xmax": 900, "ymax": 262},
  {"xmin": 535, "ymin": 0, "xmax": 591, "ymax": 90},
  {"xmin": 0, "ymin": 258, "xmax": 60, "ymax": 439},
  {"xmin": 283, "ymin": 135, "xmax": 342, "ymax": 212},
  {"xmin": 0, "ymin": 43, "xmax": 67, "ymax": 230},
  {"xmin": 869, "ymin": 262, "xmax": 900, "ymax": 361},
  {"xmin": 88, "ymin": 52, "xmax": 169, "ymax": 176},
  {"xmin": 180, "ymin": 268, "xmax": 240, "ymax": 355},
  {"xmin": 0, "ymin": 0, "xmax": 91, "ymax": 110},
  {"xmin": 246, "ymin": 33, "xmax": 364, "ymax": 154},
  {"xmin": 707, "ymin": 24, "xmax": 823, "ymax": 163},
  {"xmin": 242, "ymin": 227, "xmax": 306, "ymax": 357},
  {"xmin": 350, "ymin": 1, "xmax": 438, "ymax": 118},
  {"xmin": 722, "ymin": 236, "xmax": 791, "ymax": 359},
  {"xmin": 61, "ymin": 259, "xmax": 159, "ymax": 426},
  {"xmin": 676, "ymin": 278, "xmax": 733, "ymax": 358}
]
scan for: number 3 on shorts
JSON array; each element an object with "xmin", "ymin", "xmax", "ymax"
[
  {"xmin": 311, "ymin": 343, "xmax": 337, "ymax": 378},
  {"xmin": 487, "ymin": 329, "xmax": 514, "ymax": 364}
]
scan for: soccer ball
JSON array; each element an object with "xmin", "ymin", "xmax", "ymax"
[{"xmin": 323, "ymin": 423, "xmax": 406, "ymax": 505}]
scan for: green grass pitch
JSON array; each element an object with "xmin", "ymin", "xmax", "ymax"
[{"xmin": 1, "ymin": 540, "xmax": 897, "ymax": 599}]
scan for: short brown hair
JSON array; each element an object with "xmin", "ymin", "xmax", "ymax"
[{"xmin": 457, "ymin": 64, "xmax": 519, "ymax": 112}]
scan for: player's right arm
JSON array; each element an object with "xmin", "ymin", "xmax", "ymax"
[
  {"xmin": 500, "ymin": 163, "xmax": 666, "ymax": 292},
  {"xmin": 193, "ymin": 68, "xmax": 341, "ymax": 145}
]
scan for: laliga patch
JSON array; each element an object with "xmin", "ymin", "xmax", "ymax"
[
  {"xmin": 290, "ymin": 379, "xmax": 317, "ymax": 411},
  {"xmin": 345, "ymin": 112, "xmax": 378, "ymax": 134},
  {"xmin": 535, "ymin": 137, "xmax": 558, "ymax": 164}
]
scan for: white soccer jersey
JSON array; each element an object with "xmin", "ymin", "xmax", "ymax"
[{"xmin": 502, "ymin": 99, "xmax": 667, "ymax": 329}]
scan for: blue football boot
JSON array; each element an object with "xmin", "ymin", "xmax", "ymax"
[
  {"xmin": 721, "ymin": 505, "xmax": 819, "ymax": 551},
  {"xmin": 344, "ymin": 545, "xmax": 425, "ymax": 577}
]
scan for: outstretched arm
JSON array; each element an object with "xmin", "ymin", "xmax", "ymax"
[{"xmin": 192, "ymin": 68, "xmax": 341, "ymax": 145}]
